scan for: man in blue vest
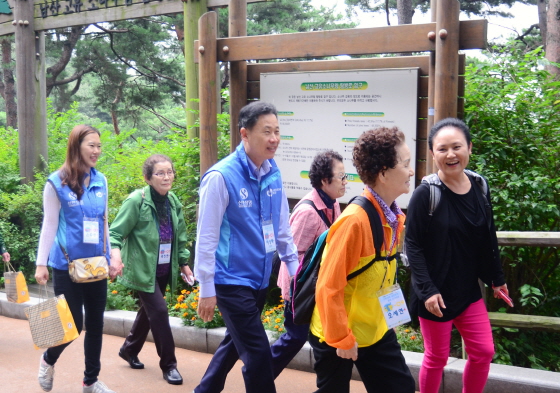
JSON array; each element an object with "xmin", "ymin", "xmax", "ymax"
[{"xmin": 194, "ymin": 101, "xmax": 299, "ymax": 393}]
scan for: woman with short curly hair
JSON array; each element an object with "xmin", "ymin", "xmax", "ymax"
[{"xmin": 309, "ymin": 127, "xmax": 416, "ymax": 393}]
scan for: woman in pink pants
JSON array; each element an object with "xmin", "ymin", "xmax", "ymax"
[{"xmin": 405, "ymin": 118, "xmax": 509, "ymax": 393}]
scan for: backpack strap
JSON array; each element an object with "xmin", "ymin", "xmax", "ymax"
[
  {"xmin": 421, "ymin": 173, "xmax": 443, "ymax": 216},
  {"xmin": 422, "ymin": 170, "xmax": 488, "ymax": 216},
  {"xmin": 294, "ymin": 199, "xmax": 332, "ymax": 228},
  {"xmin": 346, "ymin": 196, "xmax": 387, "ymax": 281}
]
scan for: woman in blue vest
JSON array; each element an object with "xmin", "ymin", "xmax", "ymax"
[{"xmin": 34, "ymin": 124, "xmax": 116, "ymax": 393}]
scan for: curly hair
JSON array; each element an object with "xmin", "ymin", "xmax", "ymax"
[
  {"xmin": 428, "ymin": 117, "xmax": 471, "ymax": 151},
  {"xmin": 353, "ymin": 127, "xmax": 405, "ymax": 187},
  {"xmin": 143, "ymin": 154, "xmax": 175, "ymax": 180},
  {"xmin": 308, "ymin": 150, "xmax": 344, "ymax": 189}
]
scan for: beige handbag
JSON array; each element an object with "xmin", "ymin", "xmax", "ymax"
[
  {"xmin": 25, "ymin": 286, "xmax": 79, "ymax": 349},
  {"xmin": 62, "ymin": 214, "xmax": 109, "ymax": 283},
  {"xmin": 3, "ymin": 260, "xmax": 30, "ymax": 303}
]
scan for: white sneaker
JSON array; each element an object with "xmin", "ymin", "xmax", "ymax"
[
  {"xmin": 83, "ymin": 380, "xmax": 116, "ymax": 393},
  {"xmin": 38, "ymin": 354, "xmax": 55, "ymax": 392}
]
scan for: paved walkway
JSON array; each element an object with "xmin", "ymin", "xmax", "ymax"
[{"xmin": 0, "ymin": 315, "xmax": 370, "ymax": 393}]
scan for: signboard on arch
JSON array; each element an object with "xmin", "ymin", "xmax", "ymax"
[{"xmin": 261, "ymin": 68, "xmax": 419, "ymax": 207}]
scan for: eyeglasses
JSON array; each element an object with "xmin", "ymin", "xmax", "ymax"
[
  {"xmin": 153, "ymin": 171, "xmax": 175, "ymax": 178},
  {"xmin": 335, "ymin": 173, "xmax": 348, "ymax": 181}
]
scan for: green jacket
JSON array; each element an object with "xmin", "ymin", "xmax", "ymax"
[{"xmin": 109, "ymin": 186, "xmax": 190, "ymax": 293}]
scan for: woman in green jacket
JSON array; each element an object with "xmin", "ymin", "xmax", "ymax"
[{"xmin": 109, "ymin": 154, "xmax": 193, "ymax": 386}]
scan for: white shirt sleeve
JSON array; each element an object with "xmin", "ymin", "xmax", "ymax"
[
  {"xmin": 36, "ymin": 182, "xmax": 61, "ymax": 266},
  {"xmin": 276, "ymin": 188, "xmax": 299, "ymax": 276},
  {"xmin": 194, "ymin": 171, "xmax": 228, "ymax": 298}
]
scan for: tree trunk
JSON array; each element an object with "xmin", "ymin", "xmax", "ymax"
[
  {"xmin": 546, "ymin": 0, "xmax": 560, "ymax": 78},
  {"xmin": 111, "ymin": 82, "xmax": 124, "ymax": 135},
  {"xmin": 397, "ymin": 0, "xmax": 414, "ymax": 25},
  {"xmin": 1, "ymin": 38, "xmax": 17, "ymax": 128},
  {"xmin": 538, "ymin": 0, "xmax": 548, "ymax": 49}
]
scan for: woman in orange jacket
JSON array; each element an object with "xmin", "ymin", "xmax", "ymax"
[{"xmin": 309, "ymin": 127, "xmax": 416, "ymax": 393}]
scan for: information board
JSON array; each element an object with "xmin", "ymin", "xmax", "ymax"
[{"xmin": 260, "ymin": 68, "xmax": 419, "ymax": 207}]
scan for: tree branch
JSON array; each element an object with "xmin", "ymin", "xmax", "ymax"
[
  {"xmin": 46, "ymin": 66, "xmax": 95, "ymax": 87},
  {"xmin": 139, "ymin": 104, "xmax": 186, "ymax": 130}
]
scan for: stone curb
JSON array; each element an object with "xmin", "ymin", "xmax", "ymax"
[{"xmin": 2, "ymin": 293, "xmax": 559, "ymax": 392}]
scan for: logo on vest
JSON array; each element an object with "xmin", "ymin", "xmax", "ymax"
[
  {"xmin": 266, "ymin": 188, "xmax": 282, "ymax": 197},
  {"xmin": 238, "ymin": 188, "xmax": 252, "ymax": 208},
  {"xmin": 96, "ymin": 192, "xmax": 104, "ymax": 198},
  {"xmin": 67, "ymin": 191, "xmax": 83, "ymax": 207}
]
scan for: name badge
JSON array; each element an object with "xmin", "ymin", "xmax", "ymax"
[
  {"xmin": 159, "ymin": 243, "xmax": 172, "ymax": 264},
  {"xmin": 83, "ymin": 217, "xmax": 99, "ymax": 244},
  {"xmin": 377, "ymin": 283, "xmax": 411, "ymax": 329},
  {"xmin": 262, "ymin": 220, "xmax": 276, "ymax": 254}
]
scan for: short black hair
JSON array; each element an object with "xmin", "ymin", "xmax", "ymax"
[
  {"xmin": 309, "ymin": 150, "xmax": 344, "ymax": 189},
  {"xmin": 429, "ymin": 118, "xmax": 471, "ymax": 151},
  {"xmin": 238, "ymin": 101, "xmax": 278, "ymax": 131}
]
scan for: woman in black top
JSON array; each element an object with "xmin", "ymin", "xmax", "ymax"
[{"xmin": 405, "ymin": 118, "xmax": 508, "ymax": 393}]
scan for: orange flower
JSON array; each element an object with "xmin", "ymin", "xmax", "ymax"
[
  {"xmin": 404, "ymin": 329, "xmax": 410, "ymax": 333},
  {"xmin": 111, "ymin": 290, "xmax": 118, "ymax": 295},
  {"xmin": 411, "ymin": 336, "xmax": 416, "ymax": 340},
  {"xmin": 274, "ymin": 325, "xmax": 279, "ymax": 329},
  {"xmin": 191, "ymin": 316, "xmax": 196, "ymax": 321},
  {"xmin": 275, "ymin": 318, "xmax": 282, "ymax": 323},
  {"xmin": 183, "ymin": 312, "xmax": 188, "ymax": 317},
  {"xmin": 278, "ymin": 328, "xmax": 283, "ymax": 332},
  {"xmin": 181, "ymin": 289, "xmax": 187, "ymax": 295},
  {"xmin": 186, "ymin": 291, "xmax": 191, "ymax": 295}
]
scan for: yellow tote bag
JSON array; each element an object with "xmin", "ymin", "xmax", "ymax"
[
  {"xmin": 25, "ymin": 291, "xmax": 79, "ymax": 349},
  {"xmin": 3, "ymin": 261, "xmax": 30, "ymax": 303}
]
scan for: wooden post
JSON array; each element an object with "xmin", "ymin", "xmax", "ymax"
[
  {"xmin": 14, "ymin": 0, "xmax": 47, "ymax": 183},
  {"xmin": 228, "ymin": 0, "xmax": 247, "ymax": 151},
  {"xmin": 184, "ymin": 0, "xmax": 207, "ymax": 138},
  {"xmin": 426, "ymin": 0, "xmax": 437, "ymax": 174},
  {"xmin": 198, "ymin": 11, "xmax": 218, "ymax": 175},
  {"xmin": 433, "ymin": 0, "xmax": 460, "ymax": 122}
]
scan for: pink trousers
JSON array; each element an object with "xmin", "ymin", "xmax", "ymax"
[{"xmin": 419, "ymin": 299, "xmax": 494, "ymax": 393}]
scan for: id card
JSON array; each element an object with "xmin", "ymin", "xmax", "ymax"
[
  {"xmin": 377, "ymin": 283, "xmax": 411, "ymax": 329},
  {"xmin": 158, "ymin": 243, "xmax": 171, "ymax": 264},
  {"xmin": 83, "ymin": 217, "xmax": 99, "ymax": 244},
  {"xmin": 262, "ymin": 220, "xmax": 276, "ymax": 253}
]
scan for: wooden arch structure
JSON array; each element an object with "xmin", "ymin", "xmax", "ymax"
[{"xmin": 196, "ymin": 0, "xmax": 487, "ymax": 188}]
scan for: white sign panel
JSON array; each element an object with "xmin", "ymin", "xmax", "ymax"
[{"xmin": 261, "ymin": 68, "xmax": 418, "ymax": 207}]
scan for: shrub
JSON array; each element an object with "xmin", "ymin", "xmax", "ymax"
[{"xmin": 106, "ymin": 280, "xmax": 139, "ymax": 311}]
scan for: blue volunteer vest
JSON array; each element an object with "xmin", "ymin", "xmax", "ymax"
[
  {"xmin": 204, "ymin": 142, "xmax": 284, "ymax": 290},
  {"xmin": 47, "ymin": 168, "xmax": 110, "ymax": 270}
]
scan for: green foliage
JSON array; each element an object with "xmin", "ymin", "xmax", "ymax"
[
  {"xmin": 518, "ymin": 284, "xmax": 544, "ymax": 308},
  {"xmin": 0, "ymin": 99, "xmax": 231, "ymax": 278},
  {"xmin": 218, "ymin": 0, "xmax": 356, "ymax": 38},
  {"xmin": 106, "ymin": 280, "xmax": 139, "ymax": 311},
  {"xmin": 395, "ymin": 324, "xmax": 424, "ymax": 353},
  {"xmin": 172, "ymin": 286, "xmax": 226, "ymax": 329},
  {"xmin": 261, "ymin": 298, "xmax": 287, "ymax": 338},
  {"xmin": 493, "ymin": 327, "xmax": 560, "ymax": 371},
  {"xmin": 464, "ymin": 45, "xmax": 560, "ymax": 315},
  {"xmin": 465, "ymin": 43, "xmax": 560, "ymax": 371}
]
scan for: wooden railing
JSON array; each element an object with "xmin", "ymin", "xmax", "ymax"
[{"xmin": 488, "ymin": 232, "xmax": 560, "ymax": 331}]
